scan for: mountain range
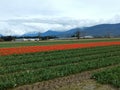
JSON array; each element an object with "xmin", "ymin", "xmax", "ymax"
[
  {"xmin": 84, "ymin": 23, "xmax": 120, "ymax": 36},
  {"xmin": 22, "ymin": 28, "xmax": 82, "ymax": 38},
  {"xmin": 21, "ymin": 23, "xmax": 120, "ymax": 37}
]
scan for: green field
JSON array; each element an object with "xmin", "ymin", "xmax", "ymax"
[
  {"xmin": 0, "ymin": 45, "xmax": 120, "ymax": 89},
  {"xmin": 0, "ymin": 38, "xmax": 120, "ymax": 48},
  {"xmin": 92, "ymin": 66, "xmax": 120, "ymax": 88},
  {"xmin": 0, "ymin": 38, "xmax": 120, "ymax": 89}
]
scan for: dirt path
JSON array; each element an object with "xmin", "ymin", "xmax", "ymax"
[
  {"xmin": 10, "ymin": 64, "xmax": 120, "ymax": 90},
  {"xmin": 57, "ymin": 79, "xmax": 118, "ymax": 90}
]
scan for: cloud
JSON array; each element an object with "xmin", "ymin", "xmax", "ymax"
[
  {"xmin": 1, "ymin": 14, "xmax": 120, "ymax": 36},
  {"xmin": 0, "ymin": 0, "xmax": 120, "ymax": 36},
  {"xmin": 1, "ymin": 0, "xmax": 120, "ymax": 20},
  {"xmin": 0, "ymin": 21, "xmax": 40, "ymax": 36},
  {"xmin": 0, "ymin": 16, "xmax": 99, "ymax": 35}
]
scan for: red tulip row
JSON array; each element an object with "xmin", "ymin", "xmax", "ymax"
[{"xmin": 0, "ymin": 41, "xmax": 120, "ymax": 56}]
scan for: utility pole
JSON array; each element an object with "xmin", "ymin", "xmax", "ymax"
[
  {"xmin": 76, "ymin": 28, "xmax": 81, "ymax": 39},
  {"xmin": 106, "ymin": 32, "xmax": 112, "ymax": 38}
]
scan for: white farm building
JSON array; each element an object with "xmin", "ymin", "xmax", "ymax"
[{"xmin": 15, "ymin": 38, "xmax": 39, "ymax": 42}]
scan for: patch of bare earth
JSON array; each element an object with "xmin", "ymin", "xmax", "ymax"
[{"xmin": 10, "ymin": 65, "xmax": 120, "ymax": 90}]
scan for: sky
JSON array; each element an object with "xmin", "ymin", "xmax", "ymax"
[{"xmin": 0, "ymin": 0, "xmax": 120, "ymax": 35}]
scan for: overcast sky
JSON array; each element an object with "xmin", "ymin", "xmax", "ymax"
[{"xmin": 0, "ymin": 0, "xmax": 120, "ymax": 35}]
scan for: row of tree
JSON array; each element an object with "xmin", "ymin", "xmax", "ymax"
[{"xmin": 0, "ymin": 36, "xmax": 57, "ymax": 41}]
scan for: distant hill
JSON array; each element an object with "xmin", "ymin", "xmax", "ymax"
[
  {"xmin": 21, "ymin": 23, "xmax": 120, "ymax": 37},
  {"xmin": 21, "ymin": 31, "xmax": 63, "ymax": 37},
  {"xmin": 21, "ymin": 32, "xmax": 40, "ymax": 37},
  {"xmin": 65, "ymin": 23, "xmax": 120, "ymax": 37},
  {"xmin": 84, "ymin": 23, "xmax": 120, "ymax": 36},
  {"xmin": 63, "ymin": 28, "xmax": 82, "ymax": 37},
  {"xmin": 41, "ymin": 30, "xmax": 63, "ymax": 37}
]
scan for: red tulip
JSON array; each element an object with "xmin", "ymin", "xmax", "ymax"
[{"xmin": 0, "ymin": 41, "xmax": 120, "ymax": 56}]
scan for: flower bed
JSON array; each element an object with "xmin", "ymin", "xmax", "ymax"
[{"xmin": 0, "ymin": 41, "xmax": 120, "ymax": 56}]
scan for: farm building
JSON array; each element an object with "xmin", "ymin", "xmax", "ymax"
[
  {"xmin": 84, "ymin": 36, "xmax": 94, "ymax": 39},
  {"xmin": 15, "ymin": 38, "xmax": 39, "ymax": 41}
]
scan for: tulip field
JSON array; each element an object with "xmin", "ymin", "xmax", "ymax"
[
  {"xmin": 0, "ymin": 41, "xmax": 120, "ymax": 56},
  {"xmin": 0, "ymin": 40, "xmax": 120, "ymax": 90}
]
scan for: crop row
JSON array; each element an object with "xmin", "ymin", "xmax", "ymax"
[
  {"xmin": 0, "ymin": 55, "xmax": 120, "ymax": 89},
  {"xmin": 0, "ymin": 45, "xmax": 120, "ymax": 67},
  {"xmin": 92, "ymin": 66, "xmax": 120, "ymax": 88},
  {"xmin": 0, "ymin": 51, "xmax": 120, "ymax": 75},
  {"xmin": 0, "ymin": 45, "xmax": 120, "ymax": 89},
  {"xmin": 1, "ymin": 45, "xmax": 119, "ymax": 61},
  {"xmin": 0, "ymin": 41, "xmax": 120, "ymax": 56}
]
